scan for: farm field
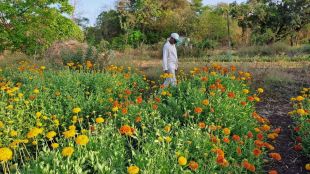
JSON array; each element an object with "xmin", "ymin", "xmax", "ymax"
[{"xmin": 0, "ymin": 59, "xmax": 309, "ymax": 174}]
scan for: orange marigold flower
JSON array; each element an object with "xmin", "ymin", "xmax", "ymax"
[
  {"xmin": 222, "ymin": 128, "xmax": 231, "ymax": 135},
  {"xmin": 232, "ymin": 135, "xmax": 240, "ymax": 141},
  {"xmin": 269, "ymin": 170, "xmax": 278, "ymax": 174},
  {"xmin": 122, "ymin": 108, "xmax": 128, "ymax": 114},
  {"xmin": 261, "ymin": 124, "xmax": 270, "ymax": 131},
  {"xmin": 119, "ymin": 125, "xmax": 135, "ymax": 136},
  {"xmin": 241, "ymin": 101, "xmax": 247, "ymax": 106},
  {"xmin": 189, "ymin": 161, "xmax": 199, "ymax": 171},
  {"xmin": 135, "ymin": 116, "xmax": 142, "ymax": 123},
  {"xmin": 247, "ymin": 131, "xmax": 253, "ymax": 138},
  {"xmin": 248, "ymin": 96, "xmax": 255, "ymax": 101},
  {"xmin": 269, "ymin": 153, "xmax": 282, "ymax": 161},
  {"xmin": 263, "ymin": 142, "xmax": 275, "ymax": 151},
  {"xmin": 194, "ymin": 107, "xmax": 203, "ymax": 114},
  {"xmin": 223, "ymin": 137, "xmax": 230, "ymax": 143},
  {"xmin": 227, "ymin": 92, "xmax": 235, "ymax": 98},
  {"xmin": 152, "ymin": 104, "xmax": 158, "ymax": 110},
  {"xmin": 236, "ymin": 147, "xmax": 242, "ymax": 155},
  {"xmin": 254, "ymin": 140, "xmax": 264, "ymax": 148},
  {"xmin": 253, "ymin": 148, "xmax": 262, "ymax": 157},
  {"xmin": 198, "ymin": 122, "xmax": 206, "ymax": 129},
  {"xmin": 274, "ymin": 127, "xmax": 281, "ymax": 134},
  {"xmin": 257, "ymin": 133, "xmax": 264, "ymax": 140},
  {"xmin": 136, "ymin": 96, "xmax": 143, "ymax": 104},
  {"xmin": 242, "ymin": 160, "xmax": 256, "ymax": 172}
]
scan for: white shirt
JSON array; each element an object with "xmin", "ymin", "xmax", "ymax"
[{"xmin": 162, "ymin": 39, "xmax": 178, "ymax": 71}]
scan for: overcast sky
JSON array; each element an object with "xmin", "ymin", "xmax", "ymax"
[{"xmin": 71, "ymin": 0, "xmax": 245, "ymax": 25}]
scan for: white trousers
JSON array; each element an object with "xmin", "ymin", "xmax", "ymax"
[{"xmin": 163, "ymin": 68, "xmax": 176, "ymax": 87}]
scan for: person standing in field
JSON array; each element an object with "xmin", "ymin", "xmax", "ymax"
[{"xmin": 162, "ymin": 33, "xmax": 180, "ymax": 87}]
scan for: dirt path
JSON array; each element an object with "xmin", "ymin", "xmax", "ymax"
[{"xmin": 255, "ymin": 83, "xmax": 309, "ymax": 174}]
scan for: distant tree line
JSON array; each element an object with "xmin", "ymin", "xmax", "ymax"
[
  {"xmin": 85, "ymin": 0, "xmax": 310, "ymax": 50},
  {"xmin": 0, "ymin": 0, "xmax": 309, "ymax": 55}
]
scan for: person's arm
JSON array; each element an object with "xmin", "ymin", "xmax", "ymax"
[{"xmin": 163, "ymin": 46, "xmax": 169, "ymax": 73}]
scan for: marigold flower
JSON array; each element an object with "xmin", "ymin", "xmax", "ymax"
[
  {"xmin": 189, "ymin": 161, "xmax": 199, "ymax": 171},
  {"xmin": 297, "ymin": 109, "xmax": 306, "ymax": 115},
  {"xmin": 62, "ymin": 147, "xmax": 74, "ymax": 157},
  {"xmin": 95, "ymin": 117, "xmax": 104, "ymax": 124},
  {"xmin": 294, "ymin": 144, "xmax": 303, "ymax": 151},
  {"xmin": 72, "ymin": 107, "xmax": 81, "ymax": 114},
  {"xmin": 243, "ymin": 89, "xmax": 249, "ymax": 94},
  {"xmin": 0, "ymin": 121, "xmax": 4, "ymax": 128},
  {"xmin": 63, "ymin": 129, "xmax": 76, "ymax": 138},
  {"xmin": 127, "ymin": 165, "xmax": 139, "ymax": 174},
  {"xmin": 46, "ymin": 131, "xmax": 57, "ymax": 140},
  {"xmin": 27, "ymin": 127, "xmax": 43, "ymax": 138},
  {"xmin": 236, "ymin": 147, "xmax": 242, "ymax": 155},
  {"xmin": 198, "ymin": 122, "xmax": 206, "ymax": 129},
  {"xmin": 178, "ymin": 156, "xmax": 187, "ymax": 166},
  {"xmin": 232, "ymin": 135, "xmax": 240, "ymax": 141},
  {"xmin": 268, "ymin": 170, "xmax": 278, "ymax": 174},
  {"xmin": 136, "ymin": 96, "xmax": 143, "ymax": 104},
  {"xmin": 269, "ymin": 153, "xmax": 281, "ymax": 161},
  {"xmin": 76, "ymin": 135, "xmax": 89, "ymax": 145},
  {"xmin": 0, "ymin": 147, "xmax": 13, "ymax": 162},
  {"xmin": 119, "ymin": 125, "xmax": 135, "ymax": 136},
  {"xmin": 33, "ymin": 89, "xmax": 39, "ymax": 94},
  {"xmin": 305, "ymin": 164, "xmax": 310, "ymax": 171},
  {"xmin": 296, "ymin": 96, "xmax": 304, "ymax": 101},
  {"xmin": 253, "ymin": 148, "xmax": 262, "ymax": 157},
  {"xmin": 202, "ymin": 99, "xmax": 209, "ymax": 105},
  {"xmin": 227, "ymin": 92, "xmax": 235, "ymax": 98},
  {"xmin": 51, "ymin": 143, "xmax": 59, "ymax": 149},
  {"xmin": 223, "ymin": 137, "xmax": 230, "ymax": 143},
  {"xmin": 257, "ymin": 133, "xmax": 264, "ymax": 140},
  {"xmin": 261, "ymin": 124, "xmax": 270, "ymax": 131},
  {"xmin": 194, "ymin": 107, "xmax": 203, "ymax": 114},
  {"xmin": 242, "ymin": 160, "xmax": 255, "ymax": 172},
  {"xmin": 222, "ymin": 128, "xmax": 231, "ymax": 135},
  {"xmin": 257, "ymin": 88, "xmax": 264, "ymax": 93},
  {"xmin": 10, "ymin": 130, "xmax": 18, "ymax": 137},
  {"xmin": 135, "ymin": 116, "xmax": 142, "ymax": 123},
  {"xmin": 247, "ymin": 131, "xmax": 253, "ymax": 138}
]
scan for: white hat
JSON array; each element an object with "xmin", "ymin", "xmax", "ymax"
[{"xmin": 171, "ymin": 33, "xmax": 180, "ymax": 42}]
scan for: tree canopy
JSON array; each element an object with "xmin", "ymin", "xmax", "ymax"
[{"xmin": 0, "ymin": 0, "xmax": 84, "ymax": 55}]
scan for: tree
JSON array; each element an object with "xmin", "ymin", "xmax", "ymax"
[{"xmin": 0, "ymin": 0, "xmax": 84, "ymax": 55}]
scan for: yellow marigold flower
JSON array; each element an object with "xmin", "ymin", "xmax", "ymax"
[
  {"xmin": 0, "ymin": 121, "xmax": 4, "ymax": 128},
  {"xmin": 297, "ymin": 109, "xmax": 306, "ymax": 116},
  {"xmin": 257, "ymin": 88, "xmax": 264, "ymax": 93},
  {"xmin": 0, "ymin": 148, "xmax": 13, "ymax": 162},
  {"xmin": 165, "ymin": 136, "xmax": 172, "ymax": 143},
  {"xmin": 243, "ymin": 89, "xmax": 249, "ymax": 94},
  {"xmin": 210, "ymin": 72, "xmax": 216, "ymax": 76},
  {"xmin": 75, "ymin": 135, "xmax": 89, "ymax": 145},
  {"xmin": 33, "ymin": 89, "xmax": 39, "ymax": 94},
  {"xmin": 27, "ymin": 127, "xmax": 43, "ymax": 138},
  {"xmin": 51, "ymin": 143, "xmax": 59, "ymax": 149},
  {"xmin": 54, "ymin": 119, "xmax": 59, "ymax": 126},
  {"xmin": 36, "ymin": 112, "xmax": 42, "ymax": 118},
  {"xmin": 32, "ymin": 140, "xmax": 38, "ymax": 145},
  {"xmin": 296, "ymin": 96, "xmax": 304, "ymax": 102},
  {"xmin": 10, "ymin": 130, "xmax": 18, "ymax": 137},
  {"xmin": 163, "ymin": 124, "xmax": 171, "ymax": 133},
  {"xmin": 127, "ymin": 165, "xmax": 139, "ymax": 174},
  {"xmin": 290, "ymin": 97, "xmax": 296, "ymax": 101},
  {"xmin": 6, "ymin": 105, "xmax": 13, "ymax": 110},
  {"xmin": 95, "ymin": 117, "xmax": 104, "ymax": 124},
  {"xmin": 254, "ymin": 128, "xmax": 261, "ymax": 132},
  {"xmin": 261, "ymin": 124, "xmax": 270, "ymax": 131},
  {"xmin": 178, "ymin": 156, "xmax": 187, "ymax": 166},
  {"xmin": 72, "ymin": 107, "xmax": 81, "ymax": 114},
  {"xmin": 112, "ymin": 106, "xmax": 118, "ymax": 112},
  {"xmin": 62, "ymin": 147, "xmax": 74, "ymax": 157},
  {"xmin": 63, "ymin": 129, "xmax": 76, "ymax": 138},
  {"xmin": 305, "ymin": 164, "xmax": 310, "ymax": 171},
  {"xmin": 222, "ymin": 128, "xmax": 231, "ymax": 135},
  {"xmin": 254, "ymin": 96, "xmax": 260, "ymax": 102},
  {"xmin": 69, "ymin": 125, "xmax": 76, "ymax": 130},
  {"xmin": 202, "ymin": 99, "xmax": 209, "ymax": 105},
  {"xmin": 46, "ymin": 131, "xmax": 57, "ymax": 140},
  {"xmin": 230, "ymin": 76, "xmax": 236, "ymax": 80},
  {"xmin": 210, "ymin": 92, "xmax": 216, "ymax": 96}
]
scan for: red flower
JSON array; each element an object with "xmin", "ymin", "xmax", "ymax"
[
  {"xmin": 236, "ymin": 146, "xmax": 242, "ymax": 155},
  {"xmin": 257, "ymin": 133, "xmax": 264, "ymax": 140},
  {"xmin": 194, "ymin": 107, "xmax": 203, "ymax": 114},
  {"xmin": 136, "ymin": 96, "xmax": 143, "ymax": 104},
  {"xmin": 294, "ymin": 144, "xmax": 303, "ymax": 151},
  {"xmin": 296, "ymin": 136, "xmax": 302, "ymax": 143},
  {"xmin": 228, "ymin": 92, "xmax": 235, "ymax": 98},
  {"xmin": 247, "ymin": 131, "xmax": 253, "ymax": 138},
  {"xmin": 269, "ymin": 153, "xmax": 282, "ymax": 161},
  {"xmin": 232, "ymin": 135, "xmax": 240, "ymax": 142},
  {"xmin": 253, "ymin": 148, "xmax": 262, "ymax": 157}
]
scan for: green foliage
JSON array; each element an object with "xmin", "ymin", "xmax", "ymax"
[{"xmin": 0, "ymin": 0, "xmax": 84, "ymax": 55}]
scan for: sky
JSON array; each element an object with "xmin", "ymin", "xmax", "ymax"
[{"xmin": 71, "ymin": 0, "xmax": 245, "ymax": 26}]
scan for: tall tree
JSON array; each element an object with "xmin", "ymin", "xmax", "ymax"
[{"xmin": 0, "ymin": 0, "xmax": 84, "ymax": 54}]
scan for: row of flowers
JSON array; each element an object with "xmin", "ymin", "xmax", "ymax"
[{"xmin": 289, "ymin": 87, "xmax": 310, "ymax": 171}]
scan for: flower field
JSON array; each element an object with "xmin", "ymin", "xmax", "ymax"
[{"xmin": 0, "ymin": 62, "xmax": 285, "ymax": 173}]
